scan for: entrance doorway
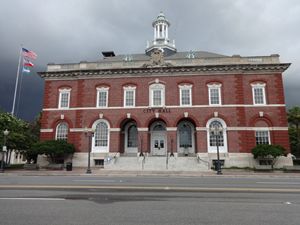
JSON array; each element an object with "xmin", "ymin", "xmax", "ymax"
[
  {"xmin": 177, "ymin": 121, "xmax": 195, "ymax": 155},
  {"xmin": 150, "ymin": 121, "xmax": 167, "ymax": 156},
  {"xmin": 124, "ymin": 122, "xmax": 138, "ymax": 154}
]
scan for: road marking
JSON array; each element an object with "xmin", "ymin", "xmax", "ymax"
[
  {"xmin": 0, "ymin": 198, "xmax": 65, "ymax": 201},
  {"xmin": 73, "ymin": 179, "xmax": 122, "ymax": 183},
  {"xmin": 0, "ymin": 185, "xmax": 300, "ymax": 193},
  {"xmin": 256, "ymin": 182, "xmax": 300, "ymax": 185}
]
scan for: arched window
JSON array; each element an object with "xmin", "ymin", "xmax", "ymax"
[
  {"xmin": 92, "ymin": 119, "xmax": 110, "ymax": 152},
  {"xmin": 56, "ymin": 122, "xmax": 68, "ymax": 140},
  {"xmin": 152, "ymin": 123, "xmax": 166, "ymax": 131},
  {"xmin": 206, "ymin": 118, "xmax": 228, "ymax": 153},
  {"xmin": 127, "ymin": 124, "xmax": 138, "ymax": 147},
  {"xmin": 209, "ymin": 121, "xmax": 224, "ymax": 147},
  {"xmin": 178, "ymin": 122, "xmax": 192, "ymax": 148},
  {"xmin": 95, "ymin": 122, "xmax": 108, "ymax": 147}
]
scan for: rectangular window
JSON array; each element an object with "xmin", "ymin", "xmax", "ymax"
[
  {"xmin": 97, "ymin": 89, "xmax": 108, "ymax": 107},
  {"xmin": 209, "ymin": 88, "xmax": 220, "ymax": 105},
  {"xmin": 149, "ymin": 83, "xmax": 165, "ymax": 107},
  {"xmin": 58, "ymin": 90, "xmax": 70, "ymax": 108},
  {"xmin": 153, "ymin": 90, "xmax": 162, "ymax": 106},
  {"xmin": 255, "ymin": 131, "xmax": 269, "ymax": 145},
  {"xmin": 252, "ymin": 83, "xmax": 266, "ymax": 105},
  {"xmin": 124, "ymin": 89, "xmax": 135, "ymax": 107},
  {"xmin": 180, "ymin": 89, "xmax": 191, "ymax": 106},
  {"xmin": 253, "ymin": 87, "xmax": 265, "ymax": 105}
]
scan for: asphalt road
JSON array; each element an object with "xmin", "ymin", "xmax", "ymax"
[
  {"xmin": 1, "ymin": 175, "xmax": 300, "ymax": 191},
  {"xmin": 0, "ymin": 175, "xmax": 300, "ymax": 225}
]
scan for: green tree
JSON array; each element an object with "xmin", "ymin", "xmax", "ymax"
[
  {"xmin": 31, "ymin": 140, "xmax": 75, "ymax": 164},
  {"xmin": 0, "ymin": 111, "xmax": 30, "ymax": 164},
  {"xmin": 0, "ymin": 110, "xmax": 41, "ymax": 164},
  {"xmin": 287, "ymin": 106, "xmax": 300, "ymax": 157}
]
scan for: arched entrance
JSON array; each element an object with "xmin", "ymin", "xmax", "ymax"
[
  {"xmin": 177, "ymin": 120, "xmax": 196, "ymax": 155},
  {"xmin": 150, "ymin": 120, "xmax": 167, "ymax": 156},
  {"xmin": 122, "ymin": 120, "xmax": 138, "ymax": 154}
]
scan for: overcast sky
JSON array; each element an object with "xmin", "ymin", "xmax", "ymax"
[{"xmin": 0, "ymin": 0, "xmax": 299, "ymax": 121}]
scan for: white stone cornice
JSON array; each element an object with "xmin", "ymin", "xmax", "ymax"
[{"xmin": 39, "ymin": 63, "xmax": 291, "ymax": 79}]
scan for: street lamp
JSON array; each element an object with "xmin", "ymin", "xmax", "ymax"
[
  {"xmin": 85, "ymin": 127, "xmax": 95, "ymax": 174},
  {"xmin": 209, "ymin": 122, "xmax": 223, "ymax": 175},
  {"xmin": 1, "ymin": 129, "xmax": 9, "ymax": 173}
]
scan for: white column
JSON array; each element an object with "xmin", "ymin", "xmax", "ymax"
[
  {"xmin": 154, "ymin": 27, "xmax": 156, "ymax": 39},
  {"xmin": 166, "ymin": 25, "xmax": 168, "ymax": 39}
]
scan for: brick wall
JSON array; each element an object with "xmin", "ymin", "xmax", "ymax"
[{"xmin": 40, "ymin": 72, "xmax": 290, "ymax": 153}]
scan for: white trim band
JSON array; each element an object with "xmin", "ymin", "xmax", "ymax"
[
  {"xmin": 166, "ymin": 127, "xmax": 177, "ymax": 131},
  {"xmin": 137, "ymin": 128, "xmax": 148, "ymax": 132},
  {"xmin": 40, "ymin": 129, "xmax": 53, "ymax": 133},
  {"xmin": 42, "ymin": 104, "xmax": 286, "ymax": 111},
  {"xmin": 110, "ymin": 128, "xmax": 121, "ymax": 132}
]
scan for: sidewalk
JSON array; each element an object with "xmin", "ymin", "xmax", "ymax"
[{"xmin": 2, "ymin": 168, "xmax": 300, "ymax": 178}]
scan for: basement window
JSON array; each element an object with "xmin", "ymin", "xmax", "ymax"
[{"xmin": 94, "ymin": 159, "xmax": 104, "ymax": 168}]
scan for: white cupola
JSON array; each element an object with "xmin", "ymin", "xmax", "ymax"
[{"xmin": 146, "ymin": 12, "xmax": 177, "ymax": 56}]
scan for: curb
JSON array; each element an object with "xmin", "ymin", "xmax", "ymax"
[{"xmin": 1, "ymin": 169, "xmax": 300, "ymax": 178}]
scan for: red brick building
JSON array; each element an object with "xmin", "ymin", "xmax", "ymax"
[{"xmin": 38, "ymin": 13, "xmax": 292, "ymax": 169}]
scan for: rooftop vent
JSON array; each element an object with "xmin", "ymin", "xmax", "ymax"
[{"xmin": 102, "ymin": 51, "xmax": 115, "ymax": 58}]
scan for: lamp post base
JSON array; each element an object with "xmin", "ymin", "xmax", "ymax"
[{"xmin": 86, "ymin": 168, "xmax": 92, "ymax": 174}]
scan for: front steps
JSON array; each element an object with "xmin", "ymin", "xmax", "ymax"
[{"xmin": 104, "ymin": 155, "xmax": 210, "ymax": 171}]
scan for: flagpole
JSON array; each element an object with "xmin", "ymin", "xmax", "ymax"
[
  {"xmin": 15, "ymin": 58, "xmax": 25, "ymax": 117},
  {"xmin": 11, "ymin": 47, "xmax": 22, "ymax": 116}
]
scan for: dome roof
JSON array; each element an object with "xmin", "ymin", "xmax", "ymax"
[{"xmin": 152, "ymin": 12, "xmax": 170, "ymax": 26}]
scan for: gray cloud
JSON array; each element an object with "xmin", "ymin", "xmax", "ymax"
[{"xmin": 0, "ymin": 0, "xmax": 299, "ymax": 120}]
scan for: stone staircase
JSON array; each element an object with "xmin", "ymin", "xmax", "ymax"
[{"xmin": 104, "ymin": 155, "xmax": 210, "ymax": 171}]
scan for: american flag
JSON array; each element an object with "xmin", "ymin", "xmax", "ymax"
[{"xmin": 22, "ymin": 48, "xmax": 37, "ymax": 60}]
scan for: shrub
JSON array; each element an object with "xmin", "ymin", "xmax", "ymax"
[
  {"xmin": 252, "ymin": 144, "xmax": 286, "ymax": 159},
  {"xmin": 252, "ymin": 144, "xmax": 286, "ymax": 168},
  {"xmin": 32, "ymin": 140, "xmax": 75, "ymax": 164},
  {"xmin": 23, "ymin": 148, "xmax": 39, "ymax": 164}
]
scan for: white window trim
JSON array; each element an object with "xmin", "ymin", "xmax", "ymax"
[
  {"xmin": 179, "ymin": 85, "xmax": 192, "ymax": 106},
  {"xmin": 251, "ymin": 83, "xmax": 266, "ymax": 105},
  {"xmin": 91, "ymin": 119, "xmax": 110, "ymax": 153},
  {"xmin": 206, "ymin": 118, "xmax": 228, "ymax": 153},
  {"xmin": 123, "ymin": 86, "xmax": 136, "ymax": 108},
  {"xmin": 96, "ymin": 87, "xmax": 109, "ymax": 108},
  {"xmin": 149, "ymin": 83, "xmax": 165, "ymax": 107},
  {"xmin": 58, "ymin": 88, "xmax": 71, "ymax": 109},
  {"xmin": 207, "ymin": 84, "xmax": 222, "ymax": 106},
  {"xmin": 255, "ymin": 129, "xmax": 271, "ymax": 145}
]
